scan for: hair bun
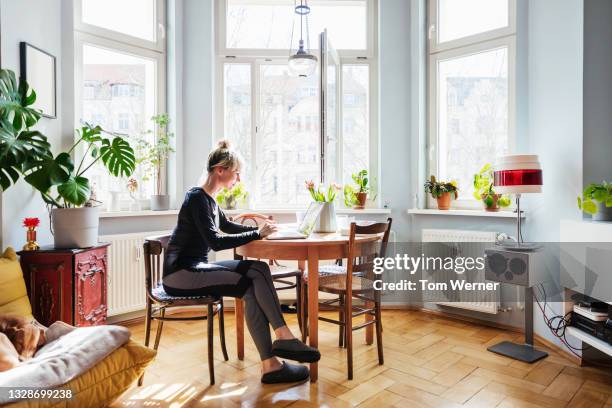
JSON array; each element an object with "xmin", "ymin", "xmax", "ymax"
[{"xmin": 217, "ymin": 140, "xmax": 231, "ymax": 149}]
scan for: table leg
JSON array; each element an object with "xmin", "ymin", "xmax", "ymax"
[
  {"xmin": 365, "ymin": 300, "xmax": 374, "ymax": 345},
  {"xmin": 307, "ymin": 248, "xmax": 319, "ymax": 383},
  {"xmin": 236, "ymin": 298, "xmax": 244, "ymax": 360}
]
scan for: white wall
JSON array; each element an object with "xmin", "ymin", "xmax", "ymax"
[{"xmin": 0, "ymin": 0, "xmax": 64, "ymax": 249}]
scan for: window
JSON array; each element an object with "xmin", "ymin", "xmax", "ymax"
[
  {"xmin": 216, "ymin": 0, "xmax": 377, "ymax": 207},
  {"xmin": 75, "ymin": 0, "xmax": 165, "ymax": 207},
  {"xmin": 428, "ymin": 0, "xmax": 515, "ymax": 208}
]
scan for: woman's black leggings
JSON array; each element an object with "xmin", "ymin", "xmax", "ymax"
[{"xmin": 162, "ymin": 259, "xmax": 286, "ymax": 360}]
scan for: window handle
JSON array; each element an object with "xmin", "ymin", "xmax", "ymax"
[
  {"xmin": 159, "ymin": 22, "xmax": 166, "ymax": 40},
  {"xmin": 428, "ymin": 24, "xmax": 436, "ymax": 40}
]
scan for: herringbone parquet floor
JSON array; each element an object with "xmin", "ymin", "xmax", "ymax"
[{"xmin": 112, "ymin": 310, "xmax": 612, "ymax": 407}]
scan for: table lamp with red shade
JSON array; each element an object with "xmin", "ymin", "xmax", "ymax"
[{"xmin": 494, "ymin": 155, "xmax": 543, "ymax": 250}]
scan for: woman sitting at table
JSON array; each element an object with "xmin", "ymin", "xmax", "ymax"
[{"xmin": 162, "ymin": 140, "xmax": 320, "ymax": 384}]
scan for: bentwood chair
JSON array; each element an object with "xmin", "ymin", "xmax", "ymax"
[
  {"xmin": 302, "ymin": 218, "xmax": 392, "ymax": 379},
  {"xmin": 138, "ymin": 235, "xmax": 228, "ymax": 386},
  {"xmin": 231, "ymin": 213, "xmax": 305, "ymax": 335}
]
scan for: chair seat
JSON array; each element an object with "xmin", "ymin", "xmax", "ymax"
[
  {"xmin": 317, "ymin": 275, "xmax": 375, "ymax": 294},
  {"xmin": 303, "ymin": 264, "xmax": 346, "ymax": 279},
  {"xmin": 151, "ymin": 285, "xmax": 220, "ymax": 306},
  {"xmin": 270, "ymin": 264, "xmax": 303, "ymax": 279}
]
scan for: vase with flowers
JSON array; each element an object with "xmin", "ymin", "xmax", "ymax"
[
  {"xmin": 22, "ymin": 218, "xmax": 40, "ymax": 251},
  {"xmin": 305, "ymin": 180, "xmax": 341, "ymax": 232}
]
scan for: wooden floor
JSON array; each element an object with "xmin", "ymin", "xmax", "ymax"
[{"xmin": 112, "ymin": 310, "xmax": 612, "ymax": 408}]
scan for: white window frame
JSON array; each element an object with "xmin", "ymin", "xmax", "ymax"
[
  {"xmin": 74, "ymin": 0, "xmax": 166, "ymax": 53},
  {"xmin": 74, "ymin": 3, "xmax": 167, "ymax": 204},
  {"xmin": 215, "ymin": 0, "xmax": 378, "ymax": 208},
  {"xmin": 427, "ymin": 0, "xmax": 516, "ymax": 209}
]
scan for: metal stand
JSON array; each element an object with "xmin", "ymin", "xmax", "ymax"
[{"xmin": 487, "ymin": 286, "xmax": 549, "ymax": 363}]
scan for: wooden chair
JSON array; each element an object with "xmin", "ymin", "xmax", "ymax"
[
  {"xmin": 231, "ymin": 213, "xmax": 305, "ymax": 334},
  {"xmin": 138, "ymin": 234, "xmax": 228, "ymax": 386},
  {"xmin": 301, "ymin": 218, "xmax": 392, "ymax": 379}
]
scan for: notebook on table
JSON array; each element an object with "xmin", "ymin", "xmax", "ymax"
[{"xmin": 266, "ymin": 202, "xmax": 325, "ymax": 240}]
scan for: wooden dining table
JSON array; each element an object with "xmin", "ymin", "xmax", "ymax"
[{"xmin": 234, "ymin": 232, "xmax": 381, "ymax": 383}]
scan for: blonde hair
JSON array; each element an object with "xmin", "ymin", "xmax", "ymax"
[{"xmin": 206, "ymin": 140, "xmax": 244, "ymax": 172}]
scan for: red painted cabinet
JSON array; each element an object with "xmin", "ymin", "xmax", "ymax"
[{"xmin": 18, "ymin": 244, "xmax": 109, "ymax": 327}]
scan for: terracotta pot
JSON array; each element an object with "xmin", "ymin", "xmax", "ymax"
[
  {"xmin": 353, "ymin": 192, "xmax": 367, "ymax": 209},
  {"xmin": 482, "ymin": 193, "xmax": 501, "ymax": 212},
  {"xmin": 436, "ymin": 192, "xmax": 452, "ymax": 210}
]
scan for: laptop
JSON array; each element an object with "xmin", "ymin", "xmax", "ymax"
[{"xmin": 266, "ymin": 202, "xmax": 325, "ymax": 240}]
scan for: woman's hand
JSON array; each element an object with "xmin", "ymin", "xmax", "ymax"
[{"xmin": 258, "ymin": 222, "xmax": 278, "ymax": 238}]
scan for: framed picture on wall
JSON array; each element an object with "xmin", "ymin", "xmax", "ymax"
[{"xmin": 19, "ymin": 42, "xmax": 56, "ymax": 118}]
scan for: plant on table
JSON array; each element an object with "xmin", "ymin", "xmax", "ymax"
[
  {"xmin": 343, "ymin": 169, "xmax": 370, "ymax": 209},
  {"xmin": 306, "ymin": 180, "xmax": 340, "ymax": 202},
  {"xmin": 473, "ymin": 163, "xmax": 512, "ymax": 211},
  {"xmin": 424, "ymin": 175, "xmax": 458, "ymax": 210},
  {"xmin": 216, "ymin": 182, "xmax": 249, "ymax": 210}
]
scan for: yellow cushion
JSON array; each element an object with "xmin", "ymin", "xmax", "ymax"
[
  {"xmin": 0, "ymin": 247, "xmax": 34, "ymax": 321},
  {"xmin": 6, "ymin": 339, "xmax": 157, "ymax": 408}
]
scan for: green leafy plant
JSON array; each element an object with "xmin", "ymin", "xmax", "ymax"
[
  {"xmin": 577, "ymin": 182, "xmax": 612, "ymax": 215},
  {"xmin": 305, "ymin": 180, "xmax": 340, "ymax": 203},
  {"xmin": 473, "ymin": 163, "xmax": 511, "ymax": 208},
  {"xmin": 134, "ymin": 114, "xmax": 175, "ymax": 195},
  {"xmin": 343, "ymin": 169, "xmax": 370, "ymax": 207},
  {"xmin": 216, "ymin": 182, "xmax": 248, "ymax": 210},
  {"xmin": 0, "ymin": 69, "xmax": 49, "ymax": 191},
  {"xmin": 0, "ymin": 68, "xmax": 136, "ymax": 207},
  {"xmin": 424, "ymin": 175, "xmax": 458, "ymax": 199}
]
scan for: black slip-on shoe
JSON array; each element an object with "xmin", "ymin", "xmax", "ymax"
[
  {"xmin": 272, "ymin": 338, "xmax": 321, "ymax": 363},
  {"xmin": 261, "ymin": 362, "xmax": 310, "ymax": 384}
]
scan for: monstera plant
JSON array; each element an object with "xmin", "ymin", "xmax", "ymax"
[{"xmin": 0, "ymin": 68, "xmax": 136, "ymax": 247}]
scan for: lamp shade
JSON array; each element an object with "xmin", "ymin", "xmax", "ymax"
[{"xmin": 493, "ymin": 155, "xmax": 543, "ymax": 194}]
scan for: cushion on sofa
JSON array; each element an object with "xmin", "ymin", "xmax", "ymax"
[
  {"xmin": 5, "ymin": 339, "xmax": 157, "ymax": 408},
  {"xmin": 0, "ymin": 248, "xmax": 34, "ymax": 321}
]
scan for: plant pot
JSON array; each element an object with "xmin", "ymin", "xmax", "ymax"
[
  {"xmin": 436, "ymin": 192, "xmax": 452, "ymax": 210},
  {"xmin": 353, "ymin": 192, "xmax": 368, "ymax": 209},
  {"xmin": 52, "ymin": 207, "xmax": 99, "ymax": 249},
  {"xmin": 315, "ymin": 202, "xmax": 337, "ymax": 233},
  {"xmin": 482, "ymin": 193, "xmax": 501, "ymax": 212},
  {"xmin": 593, "ymin": 201, "xmax": 612, "ymax": 221},
  {"xmin": 151, "ymin": 194, "xmax": 170, "ymax": 211}
]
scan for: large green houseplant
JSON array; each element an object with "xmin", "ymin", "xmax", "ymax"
[{"xmin": 0, "ymin": 68, "xmax": 136, "ymax": 247}]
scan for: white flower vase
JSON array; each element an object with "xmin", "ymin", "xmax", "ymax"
[{"xmin": 315, "ymin": 201, "xmax": 337, "ymax": 233}]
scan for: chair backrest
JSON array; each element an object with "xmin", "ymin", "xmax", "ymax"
[
  {"xmin": 346, "ymin": 218, "xmax": 393, "ymax": 293},
  {"xmin": 230, "ymin": 213, "xmax": 273, "ymax": 227},
  {"xmin": 143, "ymin": 234, "xmax": 171, "ymax": 297}
]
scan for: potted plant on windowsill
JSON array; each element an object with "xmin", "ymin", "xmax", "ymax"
[
  {"xmin": 135, "ymin": 114, "xmax": 175, "ymax": 211},
  {"xmin": 577, "ymin": 181, "xmax": 612, "ymax": 221},
  {"xmin": 216, "ymin": 182, "xmax": 248, "ymax": 210},
  {"xmin": 424, "ymin": 175, "xmax": 458, "ymax": 210},
  {"xmin": 343, "ymin": 169, "xmax": 369, "ymax": 209},
  {"xmin": 0, "ymin": 68, "xmax": 136, "ymax": 248},
  {"xmin": 473, "ymin": 163, "xmax": 512, "ymax": 212},
  {"xmin": 306, "ymin": 180, "xmax": 341, "ymax": 232}
]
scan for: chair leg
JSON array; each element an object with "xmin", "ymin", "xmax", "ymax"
[
  {"xmin": 153, "ymin": 307, "xmax": 165, "ymax": 350},
  {"xmin": 138, "ymin": 300, "xmax": 153, "ymax": 386},
  {"xmin": 218, "ymin": 300, "xmax": 229, "ymax": 361},
  {"xmin": 375, "ymin": 299, "xmax": 384, "ymax": 365},
  {"xmin": 346, "ymin": 294, "xmax": 353, "ymax": 380},
  {"xmin": 301, "ymin": 282, "xmax": 308, "ymax": 342},
  {"xmin": 296, "ymin": 276, "xmax": 303, "ymax": 336},
  {"xmin": 207, "ymin": 303, "xmax": 215, "ymax": 385},
  {"xmin": 338, "ymin": 294, "xmax": 345, "ymax": 348}
]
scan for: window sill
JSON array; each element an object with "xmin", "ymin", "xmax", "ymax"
[
  {"xmin": 407, "ymin": 208, "xmax": 525, "ymax": 218},
  {"xmin": 99, "ymin": 208, "xmax": 392, "ymax": 219}
]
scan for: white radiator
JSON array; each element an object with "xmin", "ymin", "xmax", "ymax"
[
  {"xmin": 422, "ymin": 229, "xmax": 499, "ymax": 314},
  {"xmin": 100, "ymin": 231, "xmax": 171, "ymax": 316}
]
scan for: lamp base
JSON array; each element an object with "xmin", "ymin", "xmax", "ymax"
[
  {"xmin": 487, "ymin": 341, "xmax": 548, "ymax": 363},
  {"xmin": 495, "ymin": 241, "xmax": 542, "ymax": 251}
]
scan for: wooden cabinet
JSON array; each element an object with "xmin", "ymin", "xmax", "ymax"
[{"xmin": 18, "ymin": 244, "xmax": 110, "ymax": 327}]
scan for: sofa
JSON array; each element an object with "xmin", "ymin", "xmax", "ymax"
[{"xmin": 0, "ymin": 247, "xmax": 156, "ymax": 408}]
